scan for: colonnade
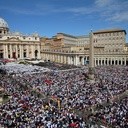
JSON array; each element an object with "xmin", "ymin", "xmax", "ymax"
[
  {"xmin": 42, "ymin": 53, "xmax": 128, "ymax": 66},
  {"xmin": 1, "ymin": 44, "xmax": 41, "ymax": 59},
  {"xmin": 43, "ymin": 53, "xmax": 68, "ymax": 64},
  {"xmin": 94, "ymin": 57, "xmax": 127, "ymax": 66},
  {"xmin": 42, "ymin": 53, "xmax": 89, "ymax": 65}
]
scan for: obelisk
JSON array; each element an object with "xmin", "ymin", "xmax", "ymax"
[{"xmin": 88, "ymin": 31, "xmax": 95, "ymax": 81}]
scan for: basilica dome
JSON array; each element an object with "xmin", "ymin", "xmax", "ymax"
[{"xmin": 0, "ymin": 17, "xmax": 9, "ymax": 28}]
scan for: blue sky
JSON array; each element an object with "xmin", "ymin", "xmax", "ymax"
[{"xmin": 0, "ymin": 0, "xmax": 128, "ymax": 41}]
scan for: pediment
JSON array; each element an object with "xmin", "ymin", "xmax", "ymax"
[{"xmin": 6, "ymin": 37, "xmax": 21, "ymax": 42}]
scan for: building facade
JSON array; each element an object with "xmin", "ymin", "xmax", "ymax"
[
  {"xmin": 0, "ymin": 17, "xmax": 128, "ymax": 66},
  {"xmin": 41, "ymin": 30, "xmax": 128, "ymax": 66},
  {"xmin": 0, "ymin": 18, "xmax": 41, "ymax": 60}
]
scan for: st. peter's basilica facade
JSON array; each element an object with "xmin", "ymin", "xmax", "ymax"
[{"xmin": 0, "ymin": 18, "xmax": 41, "ymax": 60}]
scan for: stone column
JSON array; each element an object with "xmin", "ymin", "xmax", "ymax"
[
  {"xmin": 65, "ymin": 56, "xmax": 67, "ymax": 64},
  {"xmin": 62, "ymin": 55, "xmax": 64, "ymax": 64},
  {"xmin": 22, "ymin": 45, "xmax": 24, "ymax": 59},
  {"xmin": 51, "ymin": 54, "xmax": 52, "ymax": 61},
  {"xmin": 31, "ymin": 45, "xmax": 35, "ymax": 58},
  {"xmin": 10, "ymin": 45, "xmax": 12, "ymax": 58},
  {"xmin": 82, "ymin": 57, "xmax": 84, "ymax": 65},
  {"xmin": 49, "ymin": 54, "xmax": 51, "ymax": 61},
  {"xmin": 19, "ymin": 45, "xmax": 21, "ymax": 58},
  {"xmin": 47, "ymin": 54, "xmax": 49, "ymax": 61},
  {"xmin": 20, "ymin": 45, "xmax": 23, "ymax": 59},
  {"xmin": 26, "ymin": 45, "xmax": 29, "ymax": 58},
  {"xmin": 110, "ymin": 58, "xmax": 112, "ymax": 65},
  {"xmin": 107, "ymin": 58, "xmax": 109, "ymax": 66},
  {"xmin": 44, "ymin": 53, "xmax": 46, "ymax": 60},
  {"xmin": 66, "ymin": 56, "xmax": 68, "ymax": 64},
  {"xmin": 94, "ymin": 58, "xmax": 97, "ymax": 67},
  {"xmin": 102, "ymin": 58, "xmax": 103, "ymax": 65},
  {"xmin": 48, "ymin": 53, "xmax": 50, "ymax": 60},
  {"xmin": 15, "ymin": 45, "xmax": 18, "ymax": 59},
  {"xmin": 121, "ymin": 58, "xmax": 122, "ymax": 65},
  {"xmin": 45, "ymin": 54, "xmax": 47, "ymax": 61},
  {"xmin": 103, "ymin": 59, "xmax": 105, "ymax": 65},
  {"xmin": 54, "ymin": 54, "xmax": 56, "ymax": 62},
  {"xmin": 113, "ymin": 58, "xmax": 115, "ymax": 65},
  {"xmin": 56, "ymin": 55, "xmax": 58, "ymax": 62},
  {"xmin": 100, "ymin": 58, "xmax": 103, "ymax": 66},
  {"xmin": 75, "ymin": 55, "xmax": 79, "ymax": 65},
  {"xmin": 72, "ymin": 57, "xmax": 74, "ymax": 64},
  {"xmin": 117, "ymin": 59, "xmax": 119, "ymax": 65},
  {"xmin": 105, "ymin": 58, "xmax": 108, "ymax": 65},
  {"xmin": 46, "ymin": 54, "xmax": 47, "ymax": 61},
  {"xmin": 50, "ymin": 54, "xmax": 52, "ymax": 62},
  {"xmin": 59, "ymin": 55, "xmax": 61, "ymax": 63},
  {"xmin": 59, "ymin": 55, "xmax": 60, "ymax": 63},
  {"xmin": 60, "ymin": 55, "xmax": 62, "ymax": 63},
  {"xmin": 64, "ymin": 56, "xmax": 66, "ymax": 64},
  {"xmin": 37, "ymin": 45, "xmax": 41, "ymax": 59},
  {"xmin": 5, "ymin": 44, "xmax": 8, "ymax": 58},
  {"xmin": 48, "ymin": 54, "xmax": 50, "ymax": 61},
  {"xmin": 97, "ymin": 58, "xmax": 99, "ymax": 66},
  {"xmin": 84, "ymin": 56, "xmax": 86, "ymax": 65},
  {"xmin": 70, "ymin": 56, "xmax": 72, "ymax": 64},
  {"xmin": 68, "ymin": 56, "xmax": 70, "ymax": 64},
  {"xmin": 124, "ymin": 58, "xmax": 126, "ymax": 65},
  {"xmin": 3, "ymin": 45, "xmax": 6, "ymax": 58},
  {"xmin": 53, "ymin": 54, "xmax": 55, "ymax": 62},
  {"xmin": 61, "ymin": 55, "xmax": 64, "ymax": 64}
]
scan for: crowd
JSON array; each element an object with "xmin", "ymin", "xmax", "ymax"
[
  {"xmin": 92, "ymin": 96, "xmax": 128, "ymax": 128},
  {"xmin": 0, "ymin": 62, "xmax": 50, "ymax": 75},
  {"xmin": 0, "ymin": 63, "xmax": 128, "ymax": 128},
  {"xmin": 34, "ymin": 61, "xmax": 80, "ymax": 70}
]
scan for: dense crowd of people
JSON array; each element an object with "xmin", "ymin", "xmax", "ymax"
[
  {"xmin": 34, "ymin": 61, "xmax": 80, "ymax": 70},
  {"xmin": 0, "ymin": 62, "xmax": 50, "ymax": 75},
  {"xmin": 0, "ymin": 62, "xmax": 128, "ymax": 128},
  {"xmin": 92, "ymin": 97, "xmax": 128, "ymax": 128}
]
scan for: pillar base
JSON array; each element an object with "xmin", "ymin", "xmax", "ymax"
[
  {"xmin": 86, "ymin": 67, "xmax": 95, "ymax": 83},
  {"xmin": 88, "ymin": 73, "xmax": 94, "ymax": 80},
  {"xmin": 88, "ymin": 74, "xmax": 95, "ymax": 83},
  {"xmin": 0, "ymin": 97, "xmax": 3, "ymax": 104}
]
